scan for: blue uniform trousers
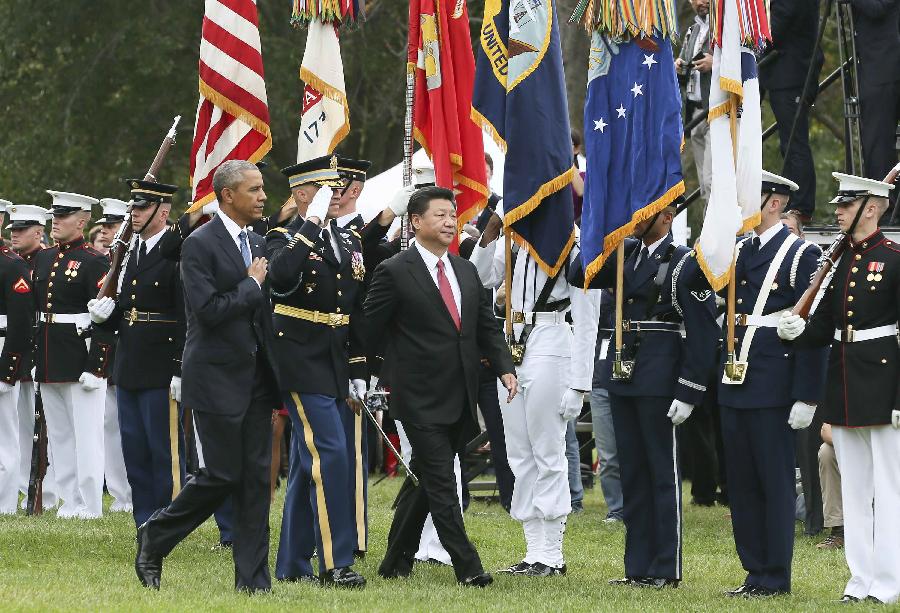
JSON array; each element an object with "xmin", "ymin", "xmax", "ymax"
[
  {"xmin": 276, "ymin": 392, "xmax": 354, "ymax": 577},
  {"xmin": 338, "ymin": 399, "xmax": 368, "ymax": 553},
  {"xmin": 720, "ymin": 405, "xmax": 796, "ymax": 592},
  {"xmin": 609, "ymin": 393, "xmax": 682, "ymax": 580},
  {"xmin": 117, "ymin": 387, "xmax": 185, "ymax": 528}
]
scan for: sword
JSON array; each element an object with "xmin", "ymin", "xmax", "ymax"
[{"xmin": 352, "ymin": 388, "xmax": 418, "ymax": 486}]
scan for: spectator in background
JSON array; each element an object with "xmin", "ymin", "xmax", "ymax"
[
  {"xmin": 759, "ymin": 0, "xmax": 823, "ymax": 222},
  {"xmin": 781, "ymin": 210, "xmax": 804, "ymax": 238},
  {"xmin": 571, "ymin": 130, "xmax": 585, "ymax": 224},
  {"xmin": 89, "ymin": 224, "xmax": 108, "ymax": 254},
  {"xmin": 676, "ymin": 0, "xmax": 713, "ymax": 206},
  {"xmin": 817, "ymin": 423, "xmax": 844, "ymax": 550}
]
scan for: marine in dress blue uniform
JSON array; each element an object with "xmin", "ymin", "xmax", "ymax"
[
  {"xmin": 579, "ymin": 206, "xmax": 719, "ymax": 588},
  {"xmin": 717, "ymin": 172, "xmax": 827, "ymax": 598},
  {"xmin": 90, "ymin": 181, "xmax": 187, "ymax": 529},
  {"xmin": 269, "ymin": 156, "xmax": 368, "ymax": 588}
]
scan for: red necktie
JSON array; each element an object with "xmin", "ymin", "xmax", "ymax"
[{"xmin": 436, "ymin": 259, "xmax": 461, "ymax": 330}]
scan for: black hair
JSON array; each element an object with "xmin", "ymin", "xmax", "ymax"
[
  {"xmin": 484, "ymin": 153, "xmax": 494, "ymax": 172},
  {"xmin": 408, "ymin": 186, "xmax": 455, "ymax": 217}
]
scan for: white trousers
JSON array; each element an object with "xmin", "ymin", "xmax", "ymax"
[
  {"xmin": 395, "ymin": 421, "xmax": 463, "ymax": 565},
  {"xmin": 103, "ymin": 385, "xmax": 132, "ymax": 509},
  {"xmin": 832, "ymin": 425, "xmax": 900, "ymax": 603},
  {"xmin": 16, "ymin": 382, "xmax": 59, "ymax": 508},
  {"xmin": 0, "ymin": 382, "xmax": 21, "ymax": 514},
  {"xmin": 41, "ymin": 381, "xmax": 106, "ymax": 518},
  {"xmin": 502, "ymin": 353, "xmax": 571, "ymax": 522}
]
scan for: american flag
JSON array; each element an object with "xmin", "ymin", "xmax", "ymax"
[{"xmin": 188, "ymin": 0, "xmax": 272, "ymax": 211}]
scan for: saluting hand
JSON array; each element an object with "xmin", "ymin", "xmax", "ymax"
[
  {"xmin": 247, "ymin": 257, "xmax": 268, "ymax": 285},
  {"xmin": 501, "ymin": 373, "xmax": 518, "ymax": 403}
]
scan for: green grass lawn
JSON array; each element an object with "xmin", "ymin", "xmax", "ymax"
[{"xmin": 0, "ymin": 478, "xmax": 874, "ymax": 612}]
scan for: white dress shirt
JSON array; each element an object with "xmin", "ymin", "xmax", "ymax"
[
  {"xmin": 635, "ymin": 234, "xmax": 669, "ymax": 269},
  {"xmin": 753, "ymin": 221, "xmax": 785, "ymax": 248},
  {"xmin": 414, "ymin": 240, "xmax": 461, "ymax": 316},
  {"xmin": 116, "ymin": 227, "xmax": 169, "ymax": 294},
  {"xmin": 217, "ymin": 210, "xmax": 261, "ymax": 288}
]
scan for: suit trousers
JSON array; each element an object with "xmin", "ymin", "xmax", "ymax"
[
  {"xmin": 720, "ymin": 405, "xmax": 796, "ymax": 592},
  {"xmin": 144, "ymin": 359, "xmax": 274, "ymax": 591},
  {"xmin": 276, "ymin": 392, "xmax": 355, "ymax": 578},
  {"xmin": 16, "ymin": 381, "xmax": 59, "ymax": 509},
  {"xmin": 832, "ymin": 425, "xmax": 900, "ymax": 604},
  {"xmin": 338, "ymin": 398, "xmax": 368, "ymax": 553},
  {"xmin": 610, "ymin": 393, "xmax": 682, "ymax": 580},
  {"xmin": 817, "ymin": 442, "xmax": 843, "ymax": 529},
  {"xmin": 191, "ymin": 414, "xmax": 234, "ymax": 544},
  {"xmin": 104, "ymin": 385, "xmax": 132, "ymax": 511},
  {"xmin": 117, "ymin": 387, "xmax": 185, "ymax": 528},
  {"xmin": 379, "ymin": 413, "xmax": 483, "ymax": 582},
  {"xmin": 796, "ymin": 410, "xmax": 825, "ymax": 535},
  {"xmin": 860, "ymin": 79, "xmax": 900, "ymax": 184},
  {"xmin": 42, "ymin": 381, "xmax": 106, "ymax": 518},
  {"xmin": 0, "ymin": 381, "xmax": 20, "ymax": 514},
  {"xmin": 767, "ymin": 87, "xmax": 817, "ymax": 217},
  {"xmin": 590, "ymin": 386, "xmax": 624, "ymax": 519}
]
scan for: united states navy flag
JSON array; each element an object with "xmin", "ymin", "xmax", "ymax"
[
  {"xmin": 579, "ymin": 34, "xmax": 684, "ymax": 286},
  {"xmin": 473, "ymin": 0, "xmax": 575, "ymax": 276}
]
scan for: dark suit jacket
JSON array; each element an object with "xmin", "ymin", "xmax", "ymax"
[
  {"xmin": 180, "ymin": 215, "xmax": 279, "ymax": 415},
  {"xmin": 759, "ymin": 0, "xmax": 824, "ymax": 92},
  {"xmin": 851, "ymin": 0, "xmax": 900, "ymax": 89},
  {"xmin": 364, "ymin": 246, "xmax": 514, "ymax": 425}
]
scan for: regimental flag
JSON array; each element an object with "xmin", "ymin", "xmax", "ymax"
[
  {"xmin": 695, "ymin": 0, "xmax": 769, "ymax": 291},
  {"xmin": 578, "ymin": 28, "xmax": 684, "ymax": 286},
  {"xmin": 409, "ymin": 0, "xmax": 489, "ymax": 233},
  {"xmin": 474, "ymin": 0, "xmax": 575, "ymax": 276},
  {"xmin": 293, "ymin": 1, "xmax": 361, "ymax": 161},
  {"xmin": 188, "ymin": 0, "xmax": 272, "ymax": 212}
]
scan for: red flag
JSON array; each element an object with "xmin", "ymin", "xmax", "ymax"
[{"xmin": 408, "ymin": 0, "xmax": 489, "ymax": 240}]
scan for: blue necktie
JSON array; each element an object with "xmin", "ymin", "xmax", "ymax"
[{"xmin": 238, "ymin": 230, "xmax": 251, "ymax": 267}]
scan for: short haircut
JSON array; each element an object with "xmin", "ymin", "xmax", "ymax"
[
  {"xmin": 212, "ymin": 160, "xmax": 258, "ymax": 202},
  {"xmin": 408, "ymin": 186, "xmax": 455, "ymax": 217},
  {"xmin": 571, "ymin": 129, "xmax": 583, "ymax": 149},
  {"xmin": 781, "ymin": 210, "xmax": 804, "ymax": 232},
  {"xmin": 484, "ymin": 153, "xmax": 494, "ymax": 172},
  {"xmin": 873, "ymin": 196, "xmax": 890, "ymax": 214}
]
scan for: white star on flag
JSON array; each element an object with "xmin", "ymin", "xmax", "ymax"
[
  {"xmin": 642, "ymin": 54, "xmax": 657, "ymax": 69},
  {"xmin": 631, "ymin": 82, "xmax": 643, "ymax": 97},
  {"xmin": 593, "ymin": 118, "xmax": 607, "ymax": 133},
  {"xmin": 616, "ymin": 105, "xmax": 626, "ymax": 118}
]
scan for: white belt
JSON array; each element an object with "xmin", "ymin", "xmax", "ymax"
[
  {"xmin": 38, "ymin": 312, "xmax": 91, "ymax": 328},
  {"xmin": 833, "ymin": 324, "xmax": 899, "ymax": 343},
  {"xmin": 510, "ymin": 311, "xmax": 568, "ymax": 325},
  {"xmin": 735, "ymin": 310, "xmax": 787, "ymax": 328}
]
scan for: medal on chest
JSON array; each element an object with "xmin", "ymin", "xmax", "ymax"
[
  {"xmin": 64, "ymin": 260, "xmax": 81, "ymax": 279},
  {"xmin": 866, "ymin": 261, "xmax": 884, "ymax": 282},
  {"xmin": 351, "ymin": 251, "xmax": 365, "ymax": 281}
]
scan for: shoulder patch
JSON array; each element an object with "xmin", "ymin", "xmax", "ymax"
[{"xmin": 13, "ymin": 276, "xmax": 31, "ymax": 294}]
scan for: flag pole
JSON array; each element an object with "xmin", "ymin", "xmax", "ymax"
[
  {"xmin": 723, "ymin": 92, "xmax": 747, "ymax": 384},
  {"xmin": 611, "ymin": 242, "xmax": 632, "ymax": 380}
]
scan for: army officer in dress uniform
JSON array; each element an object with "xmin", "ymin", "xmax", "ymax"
[
  {"xmin": 33, "ymin": 191, "xmax": 115, "ymax": 519},
  {"xmin": 718, "ymin": 172, "xmax": 827, "ymax": 598},
  {"xmin": 778, "ymin": 172, "xmax": 900, "ymax": 605},
  {"xmin": 268, "ymin": 155, "xmax": 367, "ymax": 588},
  {"xmin": 88, "ymin": 181, "xmax": 186, "ymax": 529}
]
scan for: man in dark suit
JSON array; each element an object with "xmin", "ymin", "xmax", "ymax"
[
  {"xmin": 134, "ymin": 160, "xmax": 280, "ymax": 593},
  {"xmin": 365, "ymin": 186, "xmax": 517, "ymax": 587},
  {"xmin": 758, "ymin": 0, "xmax": 824, "ymax": 221}
]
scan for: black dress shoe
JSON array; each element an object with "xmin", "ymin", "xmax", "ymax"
[
  {"xmin": 320, "ymin": 567, "xmax": 366, "ymax": 589},
  {"xmin": 740, "ymin": 585, "xmax": 785, "ymax": 598},
  {"xmin": 838, "ymin": 595, "xmax": 860, "ymax": 603},
  {"xmin": 608, "ymin": 577, "xmax": 637, "ymax": 586},
  {"xmin": 211, "ymin": 540, "xmax": 233, "ymax": 551},
  {"xmin": 278, "ymin": 574, "xmax": 318, "ymax": 584},
  {"xmin": 353, "ymin": 549, "xmax": 366, "ymax": 560},
  {"xmin": 523, "ymin": 562, "xmax": 566, "ymax": 577},
  {"xmin": 497, "ymin": 561, "xmax": 532, "ymax": 574},
  {"xmin": 238, "ymin": 586, "xmax": 271, "ymax": 595},
  {"xmin": 135, "ymin": 518, "xmax": 163, "ymax": 589},
  {"xmin": 460, "ymin": 572, "xmax": 493, "ymax": 588},
  {"xmin": 633, "ymin": 577, "xmax": 680, "ymax": 589},
  {"xmin": 725, "ymin": 584, "xmax": 753, "ymax": 597}
]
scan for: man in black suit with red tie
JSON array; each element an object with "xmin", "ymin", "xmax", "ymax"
[
  {"xmin": 365, "ymin": 186, "xmax": 518, "ymax": 587},
  {"xmin": 134, "ymin": 160, "xmax": 280, "ymax": 593}
]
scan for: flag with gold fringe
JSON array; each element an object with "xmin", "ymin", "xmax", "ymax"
[
  {"xmin": 292, "ymin": 1, "xmax": 362, "ymax": 162},
  {"xmin": 694, "ymin": 0, "xmax": 769, "ymax": 291},
  {"xmin": 575, "ymin": 0, "xmax": 684, "ymax": 287},
  {"xmin": 473, "ymin": 0, "xmax": 575, "ymax": 276}
]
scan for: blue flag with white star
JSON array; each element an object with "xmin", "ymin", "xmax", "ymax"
[{"xmin": 580, "ymin": 35, "xmax": 684, "ymax": 286}]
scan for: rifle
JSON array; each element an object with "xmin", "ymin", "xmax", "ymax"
[
  {"xmin": 792, "ymin": 162, "xmax": 900, "ymax": 318},
  {"xmin": 25, "ymin": 383, "xmax": 48, "ymax": 516},
  {"xmin": 97, "ymin": 116, "xmax": 181, "ymax": 299}
]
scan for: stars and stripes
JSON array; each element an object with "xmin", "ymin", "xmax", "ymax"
[{"xmin": 188, "ymin": 0, "xmax": 272, "ymax": 211}]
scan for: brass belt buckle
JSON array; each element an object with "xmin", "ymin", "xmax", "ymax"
[
  {"xmin": 735, "ymin": 313, "xmax": 748, "ymax": 326},
  {"xmin": 328, "ymin": 313, "xmax": 343, "ymax": 327},
  {"xmin": 621, "ymin": 320, "xmax": 633, "ymax": 333},
  {"xmin": 842, "ymin": 327, "xmax": 855, "ymax": 343},
  {"xmin": 511, "ymin": 311, "xmax": 525, "ymax": 324},
  {"xmin": 126, "ymin": 307, "xmax": 138, "ymax": 326},
  {"xmin": 722, "ymin": 352, "xmax": 748, "ymax": 385}
]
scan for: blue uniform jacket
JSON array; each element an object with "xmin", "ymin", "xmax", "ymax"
[{"xmin": 717, "ymin": 225, "xmax": 828, "ymax": 409}]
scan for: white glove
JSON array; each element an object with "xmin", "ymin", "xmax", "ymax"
[
  {"xmin": 351, "ymin": 378, "xmax": 367, "ymax": 403},
  {"xmin": 667, "ymin": 399, "xmax": 695, "ymax": 425},
  {"xmin": 0, "ymin": 381, "xmax": 14, "ymax": 395},
  {"xmin": 559, "ymin": 389, "xmax": 585, "ymax": 421},
  {"xmin": 369, "ymin": 375, "xmax": 380, "ymax": 390},
  {"xmin": 493, "ymin": 199, "xmax": 505, "ymax": 223},
  {"xmin": 777, "ymin": 312, "xmax": 806, "ymax": 341},
  {"xmin": 88, "ymin": 297, "xmax": 115, "ymax": 324},
  {"xmin": 170, "ymin": 376, "xmax": 182, "ymax": 403},
  {"xmin": 201, "ymin": 200, "xmax": 220, "ymax": 216},
  {"xmin": 388, "ymin": 185, "xmax": 416, "ymax": 216},
  {"xmin": 305, "ymin": 186, "xmax": 331, "ymax": 222},
  {"xmin": 891, "ymin": 410, "xmax": 900, "ymax": 429},
  {"xmin": 78, "ymin": 372, "xmax": 103, "ymax": 391},
  {"xmin": 788, "ymin": 400, "xmax": 817, "ymax": 430}
]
